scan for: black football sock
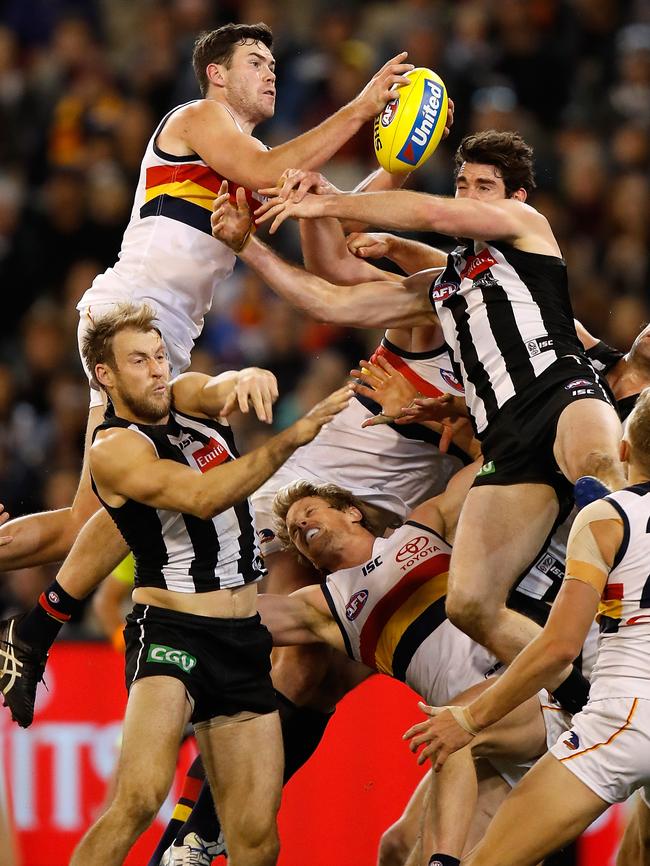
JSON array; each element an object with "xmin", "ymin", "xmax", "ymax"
[
  {"xmin": 552, "ymin": 664, "xmax": 590, "ymax": 715},
  {"xmin": 15, "ymin": 580, "xmax": 84, "ymax": 655},
  {"xmin": 147, "ymin": 755, "xmax": 205, "ymax": 866},
  {"xmin": 429, "ymin": 855, "xmax": 460, "ymax": 866}
]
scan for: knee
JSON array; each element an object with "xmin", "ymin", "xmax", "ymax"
[
  {"xmin": 112, "ymin": 786, "xmax": 165, "ymax": 834},
  {"xmin": 445, "ymin": 592, "xmax": 491, "ymax": 645},
  {"xmin": 378, "ymin": 820, "xmax": 412, "ymax": 866},
  {"xmin": 566, "ymin": 448, "xmax": 619, "ymax": 485}
]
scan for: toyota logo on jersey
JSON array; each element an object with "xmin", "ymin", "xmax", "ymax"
[{"xmin": 395, "ymin": 536, "xmax": 429, "ymax": 562}]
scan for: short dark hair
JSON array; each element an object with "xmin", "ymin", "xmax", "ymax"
[
  {"xmin": 192, "ymin": 23, "xmax": 274, "ymax": 97},
  {"xmin": 81, "ymin": 302, "xmax": 161, "ymax": 390},
  {"xmin": 454, "ymin": 130, "xmax": 537, "ymax": 197}
]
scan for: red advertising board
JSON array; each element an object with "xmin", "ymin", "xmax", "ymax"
[{"xmin": 0, "ymin": 642, "xmax": 625, "ymax": 865}]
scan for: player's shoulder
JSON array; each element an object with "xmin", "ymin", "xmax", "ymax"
[
  {"xmin": 175, "ymin": 98, "xmax": 242, "ymax": 133},
  {"xmin": 91, "ymin": 424, "xmax": 157, "ymax": 466}
]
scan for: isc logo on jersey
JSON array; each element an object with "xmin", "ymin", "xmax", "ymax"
[{"xmin": 374, "ymin": 68, "xmax": 447, "ymax": 174}]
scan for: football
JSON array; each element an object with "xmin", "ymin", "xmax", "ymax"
[{"xmin": 373, "ymin": 68, "xmax": 448, "ymax": 173}]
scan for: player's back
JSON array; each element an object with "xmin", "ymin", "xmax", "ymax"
[{"xmin": 79, "ymin": 101, "xmax": 261, "ymax": 363}]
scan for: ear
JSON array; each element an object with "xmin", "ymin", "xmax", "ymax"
[
  {"xmin": 206, "ymin": 62, "xmax": 227, "ymax": 90},
  {"xmin": 95, "ymin": 362, "xmax": 114, "ymax": 390},
  {"xmin": 620, "ymin": 439, "xmax": 631, "ymax": 464},
  {"xmin": 512, "ymin": 188, "xmax": 527, "ymax": 202},
  {"xmin": 347, "ymin": 506, "xmax": 364, "ymax": 525}
]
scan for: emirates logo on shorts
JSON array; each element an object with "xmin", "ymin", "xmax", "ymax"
[
  {"xmin": 48, "ymin": 592, "xmax": 60, "ymax": 605},
  {"xmin": 395, "ymin": 536, "xmax": 429, "ymax": 562}
]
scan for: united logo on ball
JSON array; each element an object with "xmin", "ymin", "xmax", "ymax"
[{"xmin": 374, "ymin": 67, "xmax": 447, "ymax": 173}]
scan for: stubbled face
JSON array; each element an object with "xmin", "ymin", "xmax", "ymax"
[
  {"xmin": 285, "ymin": 496, "xmax": 359, "ymax": 569},
  {"xmin": 100, "ymin": 329, "xmax": 171, "ymax": 423},
  {"xmin": 628, "ymin": 323, "xmax": 650, "ymax": 370},
  {"xmin": 221, "ymin": 40, "xmax": 276, "ymax": 124},
  {"xmin": 455, "ymin": 162, "xmax": 509, "ymax": 201}
]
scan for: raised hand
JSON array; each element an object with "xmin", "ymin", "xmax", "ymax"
[
  {"xmin": 211, "ymin": 179, "xmax": 253, "ymax": 252},
  {"xmin": 353, "ymin": 51, "xmax": 414, "ymax": 118},
  {"xmin": 260, "ymin": 168, "xmax": 341, "ymax": 205},
  {"xmin": 220, "ymin": 368, "xmax": 279, "ymax": 424},
  {"xmin": 350, "ymin": 355, "xmax": 419, "ymax": 426},
  {"xmin": 291, "ymin": 385, "xmax": 354, "ymax": 446},
  {"xmin": 254, "ymin": 191, "xmax": 324, "ymax": 234}
]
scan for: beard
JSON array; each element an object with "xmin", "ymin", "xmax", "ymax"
[{"xmin": 117, "ymin": 383, "xmax": 171, "ymax": 423}]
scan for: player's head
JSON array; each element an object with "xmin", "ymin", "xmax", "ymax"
[
  {"xmin": 626, "ymin": 323, "xmax": 650, "ymax": 372},
  {"xmin": 82, "ymin": 302, "xmax": 171, "ymax": 423},
  {"xmin": 454, "ymin": 131, "xmax": 536, "ymax": 202},
  {"xmin": 193, "ymin": 23, "xmax": 275, "ymax": 122},
  {"xmin": 273, "ymin": 480, "xmax": 379, "ymax": 571},
  {"xmin": 621, "ymin": 387, "xmax": 650, "ymax": 477}
]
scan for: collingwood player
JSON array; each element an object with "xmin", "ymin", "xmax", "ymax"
[
  {"xmin": 35, "ymin": 302, "xmax": 351, "ymax": 866},
  {"xmin": 0, "ymin": 23, "xmax": 413, "ymax": 571},
  {"xmin": 220, "ymin": 131, "xmax": 626, "ymax": 708},
  {"xmin": 407, "ymin": 387, "xmax": 650, "ymax": 866}
]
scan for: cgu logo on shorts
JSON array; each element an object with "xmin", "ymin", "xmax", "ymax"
[
  {"xmin": 147, "ymin": 644, "xmax": 197, "ymax": 673},
  {"xmin": 477, "ymin": 460, "xmax": 496, "ymax": 477},
  {"xmin": 396, "ymin": 78, "xmax": 445, "ymax": 165}
]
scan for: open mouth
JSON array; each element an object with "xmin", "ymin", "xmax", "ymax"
[{"xmin": 305, "ymin": 527, "xmax": 320, "ymax": 543}]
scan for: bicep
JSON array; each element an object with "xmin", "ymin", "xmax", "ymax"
[
  {"xmin": 258, "ymin": 592, "xmax": 330, "ymax": 646},
  {"xmin": 331, "ymin": 278, "xmax": 435, "ymax": 329}
]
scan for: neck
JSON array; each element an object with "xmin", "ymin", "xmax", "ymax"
[
  {"xmin": 318, "ymin": 533, "xmax": 376, "ymax": 574},
  {"xmin": 628, "ymin": 466, "xmax": 650, "ymax": 486},
  {"xmin": 208, "ymin": 93, "xmax": 256, "ymax": 134},
  {"xmin": 608, "ymin": 357, "xmax": 650, "ymax": 401}
]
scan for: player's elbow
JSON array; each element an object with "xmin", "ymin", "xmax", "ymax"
[{"xmin": 546, "ymin": 636, "xmax": 581, "ymax": 668}]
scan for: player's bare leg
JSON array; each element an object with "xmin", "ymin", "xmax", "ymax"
[
  {"xmin": 463, "ymin": 753, "xmax": 607, "ymax": 866},
  {"xmin": 196, "ymin": 711, "xmax": 284, "ymax": 866},
  {"xmin": 554, "ymin": 398, "xmax": 626, "ymax": 490},
  {"xmin": 445, "ymin": 483, "xmax": 558, "ymax": 663},
  {"xmin": 69, "ymin": 677, "xmax": 191, "ymax": 865},
  {"xmin": 0, "ymin": 403, "xmax": 106, "ymax": 569},
  {"xmin": 378, "ymin": 772, "xmax": 430, "ymax": 866},
  {"xmin": 617, "ymin": 793, "xmax": 650, "ymax": 866}
]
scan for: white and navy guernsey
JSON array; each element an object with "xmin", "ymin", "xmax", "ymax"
[
  {"xmin": 353, "ymin": 336, "xmax": 472, "ymax": 465},
  {"xmin": 79, "ymin": 101, "xmax": 265, "ymax": 351},
  {"xmin": 91, "ymin": 409, "xmax": 264, "ymax": 593},
  {"xmin": 429, "ymin": 241, "xmax": 585, "ymax": 435}
]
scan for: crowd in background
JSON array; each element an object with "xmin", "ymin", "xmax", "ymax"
[{"xmin": 0, "ymin": 0, "xmax": 648, "ymax": 631}]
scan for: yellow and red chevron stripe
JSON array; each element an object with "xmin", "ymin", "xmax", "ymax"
[
  {"xmin": 140, "ymin": 163, "xmax": 259, "ymax": 234},
  {"xmin": 359, "ymin": 554, "xmax": 450, "ymax": 676}
]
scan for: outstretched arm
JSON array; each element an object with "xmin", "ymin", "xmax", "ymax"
[
  {"xmin": 91, "ymin": 386, "xmax": 352, "ymax": 520},
  {"xmin": 178, "ymin": 54, "xmax": 414, "ymax": 190},
  {"xmin": 346, "ymin": 232, "xmax": 448, "ymax": 275},
  {"xmin": 172, "ymin": 368, "xmax": 279, "ymax": 425},
  {"xmin": 257, "ymin": 586, "xmax": 344, "ymax": 649}
]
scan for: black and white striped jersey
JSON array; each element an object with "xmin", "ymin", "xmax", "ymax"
[
  {"xmin": 91, "ymin": 409, "xmax": 264, "ymax": 593},
  {"xmin": 429, "ymin": 240, "xmax": 585, "ymax": 435}
]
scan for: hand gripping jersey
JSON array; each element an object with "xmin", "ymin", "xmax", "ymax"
[
  {"xmin": 78, "ymin": 101, "xmax": 263, "ymax": 371},
  {"xmin": 589, "ymin": 482, "xmax": 650, "ymax": 701},
  {"xmin": 91, "ymin": 409, "xmax": 264, "ymax": 593},
  {"xmin": 429, "ymin": 241, "xmax": 585, "ymax": 435},
  {"xmin": 321, "ymin": 521, "xmax": 498, "ymax": 706}
]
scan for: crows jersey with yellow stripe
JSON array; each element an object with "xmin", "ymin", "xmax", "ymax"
[
  {"xmin": 322, "ymin": 521, "xmax": 498, "ymax": 705},
  {"xmin": 79, "ymin": 100, "xmax": 264, "ymax": 363},
  {"xmin": 589, "ymin": 482, "xmax": 650, "ymax": 701}
]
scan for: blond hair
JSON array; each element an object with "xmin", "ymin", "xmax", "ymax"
[
  {"xmin": 81, "ymin": 302, "xmax": 161, "ymax": 389},
  {"xmin": 626, "ymin": 388, "xmax": 650, "ymax": 475},
  {"xmin": 272, "ymin": 480, "xmax": 381, "ymax": 566}
]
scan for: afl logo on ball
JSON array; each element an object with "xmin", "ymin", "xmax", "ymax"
[
  {"xmin": 346, "ymin": 590, "xmax": 369, "ymax": 621},
  {"xmin": 381, "ymin": 98, "xmax": 399, "ymax": 128},
  {"xmin": 396, "ymin": 536, "xmax": 429, "ymax": 562}
]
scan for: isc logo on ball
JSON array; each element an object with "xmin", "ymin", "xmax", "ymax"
[{"xmin": 374, "ymin": 68, "xmax": 447, "ymax": 174}]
